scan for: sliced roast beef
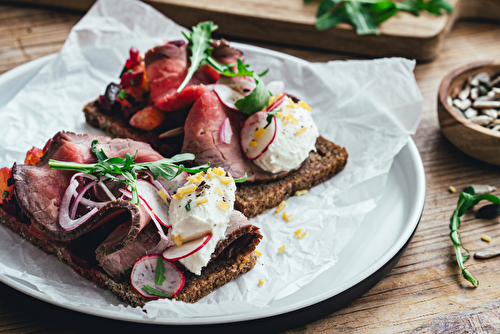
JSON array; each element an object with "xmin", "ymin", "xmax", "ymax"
[
  {"xmin": 211, "ymin": 39, "xmax": 244, "ymax": 65},
  {"xmin": 13, "ymin": 132, "xmax": 160, "ymax": 247},
  {"xmin": 96, "ymin": 220, "xmax": 169, "ymax": 280},
  {"xmin": 145, "ymin": 41, "xmax": 188, "ymax": 104},
  {"xmin": 210, "ymin": 210, "xmax": 261, "ymax": 262},
  {"xmin": 180, "ymin": 86, "xmax": 286, "ymax": 182}
]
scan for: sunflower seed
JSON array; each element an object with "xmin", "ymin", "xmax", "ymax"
[
  {"xmin": 473, "ymin": 100, "xmax": 500, "ymax": 109},
  {"xmin": 471, "ymin": 184, "xmax": 497, "ymax": 194},
  {"xmin": 464, "ymin": 108, "xmax": 477, "ymax": 118},
  {"xmin": 454, "ymin": 98, "xmax": 471, "ymax": 110},
  {"xmin": 470, "ymin": 87, "xmax": 479, "ymax": 100},
  {"xmin": 459, "ymin": 86, "xmax": 471, "ymax": 100},
  {"xmin": 474, "ymin": 250, "xmax": 500, "ymax": 259},
  {"xmin": 447, "ymin": 96, "xmax": 453, "ymax": 107},
  {"xmin": 454, "ymin": 107, "xmax": 466, "ymax": 118},
  {"xmin": 483, "ymin": 109, "xmax": 498, "ymax": 118},
  {"xmin": 469, "ymin": 115, "xmax": 494, "ymax": 126},
  {"xmin": 476, "ymin": 203, "xmax": 500, "ymax": 219},
  {"xmin": 471, "ymin": 72, "xmax": 490, "ymax": 87}
]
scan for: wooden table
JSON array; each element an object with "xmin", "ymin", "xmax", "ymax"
[{"xmin": 2, "ymin": 3, "xmax": 500, "ymax": 333}]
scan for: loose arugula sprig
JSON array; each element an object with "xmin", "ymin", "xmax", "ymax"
[
  {"xmin": 306, "ymin": 0, "xmax": 452, "ymax": 35},
  {"xmin": 178, "ymin": 22, "xmax": 271, "ymax": 114},
  {"xmin": 48, "ymin": 140, "xmax": 210, "ymax": 205},
  {"xmin": 449, "ymin": 186, "xmax": 500, "ymax": 287}
]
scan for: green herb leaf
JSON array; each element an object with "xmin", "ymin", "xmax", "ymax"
[
  {"xmin": 265, "ymin": 109, "xmax": 279, "ymax": 129},
  {"xmin": 142, "ymin": 285, "xmax": 171, "ymax": 298},
  {"xmin": 177, "ymin": 21, "xmax": 218, "ymax": 92},
  {"xmin": 234, "ymin": 75, "xmax": 271, "ymax": 114},
  {"xmin": 185, "ymin": 203, "xmax": 191, "ymax": 211},
  {"xmin": 2, "ymin": 190, "xmax": 8, "ymax": 198},
  {"xmin": 91, "ymin": 140, "xmax": 108, "ymax": 162},
  {"xmin": 6, "ymin": 177, "xmax": 13, "ymax": 187},
  {"xmin": 155, "ymin": 256, "xmax": 166, "ymax": 285},
  {"xmin": 234, "ymin": 173, "xmax": 247, "ymax": 183},
  {"xmin": 117, "ymin": 89, "xmax": 126, "ymax": 101}
]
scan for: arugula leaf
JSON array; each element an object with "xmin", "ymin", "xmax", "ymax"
[
  {"xmin": 234, "ymin": 173, "xmax": 248, "ymax": 183},
  {"xmin": 177, "ymin": 21, "xmax": 218, "ymax": 92},
  {"xmin": 142, "ymin": 285, "xmax": 171, "ymax": 298},
  {"xmin": 234, "ymin": 75, "xmax": 271, "ymax": 114},
  {"xmin": 312, "ymin": 0, "xmax": 452, "ymax": 35},
  {"xmin": 265, "ymin": 109, "xmax": 279, "ymax": 129},
  {"xmin": 91, "ymin": 140, "xmax": 109, "ymax": 162},
  {"xmin": 155, "ymin": 256, "xmax": 166, "ymax": 285}
]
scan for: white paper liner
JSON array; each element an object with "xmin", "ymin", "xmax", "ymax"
[{"xmin": 0, "ymin": 0, "xmax": 422, "ymax": 319}]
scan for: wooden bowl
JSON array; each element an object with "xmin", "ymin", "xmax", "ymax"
[{"xmin": 437, "ymin": 61, "xmax": 500, "ymax": 166}]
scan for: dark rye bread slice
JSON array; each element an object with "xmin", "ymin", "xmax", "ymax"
[
  {"xmin": 0, "ymin": 206, "xmax": 257, "ymax": 307},
  {"xmin": 84, "ymin": 102, "xmax": 348, "ymax": 218}
]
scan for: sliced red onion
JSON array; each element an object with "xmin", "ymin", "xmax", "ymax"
[
  {"xmin": 70, "ymin": 181, "xmax": 96, "ymax": 219},
  {"xmin": 59, "ymin": 179, "xmax": 98, "ymax": 231},
  {"xmin": 97, "ymin": 181, "xmax": 116, "ymax": 201},
  {"xmin": 220, "ymin": 117, "xmax": 233, "ymax": 144},
  {"xmin": 266, "ymin": 81, "xmax": 285, "ymax": 96}
]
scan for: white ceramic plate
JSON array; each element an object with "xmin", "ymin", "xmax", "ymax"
[{"xmin": 0, "ymin": 53, "xmax": 425, "ymax": 328}]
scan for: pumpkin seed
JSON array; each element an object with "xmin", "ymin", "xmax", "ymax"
[
  {"xmin": 470, "ymin": 184, "xmax": 497, "ymax": 194},
  {"xmin": 474, "ymin": 250, "xmax": 500, "ymax": 259}
]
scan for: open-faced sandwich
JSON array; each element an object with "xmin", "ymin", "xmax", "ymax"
[
  {"xmin": 0, "ymin": 131, "xmax": 261, "ymax": 306},
  {"xmin": 84, "ymin": 22, "xmax": 348, "ymax": 218}
]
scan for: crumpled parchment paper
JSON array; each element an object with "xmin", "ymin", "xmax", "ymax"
[{"xmin": 0, "ymin": 0, "xmax": 422, "ymax": 320}]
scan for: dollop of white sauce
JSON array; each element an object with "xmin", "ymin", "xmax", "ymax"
[
  {"xmin": 168, "ymin": 169, "xmax": 236, "ymax": 275},
  {"xmin": 254, "ymin": 97, "xmax": 319, "ymax": 173}
]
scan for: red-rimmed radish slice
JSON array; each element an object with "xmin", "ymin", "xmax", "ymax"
[
  {"xmin": 158, "ymin": 172, "xmax": 189, "ymax": 195},
  {"xmin": 136, "ymin": 180, "xmax": 170, "ymax": 227},
  {"xmin": 130, "ymin": 254, "xmax": 185, "ymax": 299},
  {"xmin": 162, "ymin": 235, "xmax": 212, "ymax": 262},
  {"xmin": 213, "ymin": 84, "xmax": 245, "ymax": 111},
  {"xmin": 267, "ymin": 81, "xmax": 285, "ymax": 96},
  {"xmin": 220, "ymin": 117, "xmax": 233, "ymax": 144},
  {"xmin": 240, "ymin": 111, "xmax": 277, "ymax": 160},
  {"xmin": 217, "ymin": 76, "xmax": 256, "ymax": 95},
  {"xmin": 59, "ymin": 178, "xmax": 98, "ymax": 231},
  {"xmin": 266, "ymin": 93, "xmax": 286, "ymax": 112}
]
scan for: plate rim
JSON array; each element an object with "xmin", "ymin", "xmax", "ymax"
[{"xmin": 0, "ymin": 48, "xmax": 426, "ymax": 326}]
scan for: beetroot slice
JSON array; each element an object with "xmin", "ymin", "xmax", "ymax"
[
  {"xmin": 162, "ymin": 235, "xmax": 212, "ymax": 262},
  {"xmin": 130, "ymin": 254, "xmax": 185, "ymax": 299},
  {"xmin": 240, "ymin": 111, "xmax": 277, "ymax": 160}
]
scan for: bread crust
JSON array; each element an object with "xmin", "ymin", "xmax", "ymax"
[
  {"xmin": 83, "ymin": 102, "xmax": 348, "ymax": 218},
  {"xmin": 0, "ymin": 206, "xmax": 257, "ymax": 307}
]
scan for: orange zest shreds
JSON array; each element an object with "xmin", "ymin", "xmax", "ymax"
[
  {"xmin": 294, "ymin": 229, "xmax": 303, "ymax": 236},
  {"xmin": 220, "ymin": 176, "xmax": 234, "ymax": 185},
  {"xmin": 0, "ymin": 167, "xmax": 14, "ymax": 204},
  {"xmin": 268, "ymin": 92, "xmax": 283, "ymax": 107},
  {"xmin": 294, "ymin": 189, "xmax": 308, "ymax": 196},
  {"xmin": 173, "ymin": 235, "xmax": 182, "ymax": 247},
  {"xmin": 177, "ymin": 184, "xmax": 196, "ymax": 194},
  {"xmin": 288, "ymin": 97, "xmax": 296, "ymax": 108},
  {"xmin": 278, "ymin": 246, "xmax": 286, "ymax": 253},
  {"xmin": 482, "ymin": 234, "xmax": 491, "ymax": 242},
  {"xmin": 258, "ymin": 279, "xmax": 265, "ymax": 286},
  {"xmin": 298, "ymin": 100, "xmax": 311, "ymax": 111},
  {"xmin": 249, "ymin": 140, "xmax": 257, "ymax": 147},
  {"xmin": 196, "ymin": 197, "xmax": 208, "ymax": 205},
  {"xmin": 255, "ymin": 250, "xmax": 262, "ymax": 257},
  {"xmin": 207, "ymin": 168, "xmax": 215, "ymax": 179},
  {"xmin": 275, "ymin": 201, "xmax": 286, "ymax": 213},
  {"xmin": 294, "ymin": 127, "xmax": 307, "ymax": 136},
  {"xmin": 158, "ymin": 189, "xmax": 168, "ymax": 201},
  {"xmin": 297, "ymin": 230, "xmax": 307, "ymax": 239},
  {"xmin": 24, "ymin": 146, "xmax": 43, "ymax": 165},
  {"xmin": 212, "ymin": 167, "xmax": 225, "ymax": 177},
  {"xmin": 217, "ymin": 200, "xmax": 230, "ymax": 211},
  {"xmin": 283, "ymin": 212, "xmax": 295, "ymax": 222},
  {"xmin": 172, "ymin": 193, "xmax": 184, "ymax": 200},
  {"xmin": 254, "ymin": 127, "xmax": 265, "ymax": 140},
  {"xmin": 216, "ymin": 186, "xmax": 222, "ymax": 197}
]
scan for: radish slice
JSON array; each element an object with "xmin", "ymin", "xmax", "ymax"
[
  {"xmin": 162, "ymin": 235, "xmax": 212, "ymax": 262},
  {"xmin": 59, "ymin": 178, "xmax": 98, "ymax": 231},
  {"xmin": 143, "ymin": 171, "xmax": 172, "ymax": 203},
  {"xmin": 130, "ymin": 254, "xmax": 185, "ymax": 299},
  {"xmin": 240, "ymin": 111, "xmax": 277, "ymax": 160},
  {"xmin": 213, "ymin": 84, "xmax": 245, "ymax": 111},
  {"xmin": 266, "ymin": 93, "xmax": 286, "ymax": 112},
  {"xmin": 136, "ymin": 179, "xmax": 170, "ymax": 227},
  {"xmin": 219, "ymin": 117, "xmax": 233, "ymax": 144},
  {"xmin": 267, "ymin": 81, "xmax": 285, "ymax": 96},
  {"xmin": 217, "ymin": 76, "xmax": 256, "ymax": 95}
]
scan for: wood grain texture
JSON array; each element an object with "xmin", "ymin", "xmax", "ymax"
[
  {"xmin": 5, "ymin": 0, "xmax": 500, "ymax": 61},
  {"xmin": 2, "ymin": 3, "xmax": 500, "ymax": 334}
]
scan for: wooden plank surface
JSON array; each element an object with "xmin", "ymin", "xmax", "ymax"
[
  {"xmin": 6, "ymin": 0, "xmax": 500, "ymax": 62},
  {"xmin": 2, "ymin": 3, "xmax": 500, "ymax": 334}
]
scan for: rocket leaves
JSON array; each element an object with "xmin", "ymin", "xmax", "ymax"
[{"xmin": 308, "ymin": 0, "xmax": 453, "ymax": 35}]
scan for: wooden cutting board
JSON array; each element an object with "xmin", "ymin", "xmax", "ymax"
[{"xmin": 5, "ymin": 0, "xmax": 500, "ymax": 61}]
